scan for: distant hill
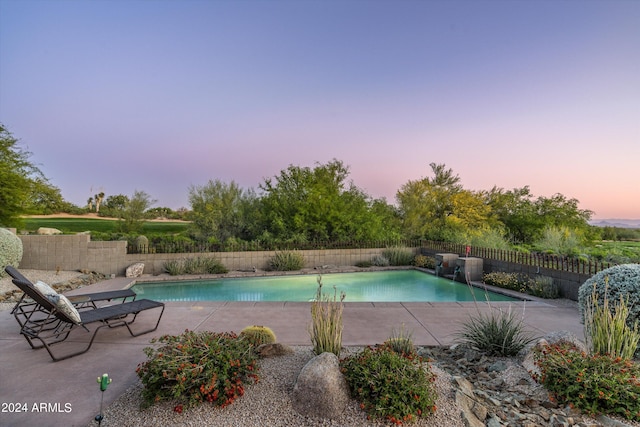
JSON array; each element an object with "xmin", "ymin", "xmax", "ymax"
[{"xmin": 589, "ymin": 219, "xmax": 640, "ymax": 229}]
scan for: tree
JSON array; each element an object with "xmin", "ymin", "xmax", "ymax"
[
  {"xmin": 485, "ymin": 186, "xmax": 593, "ymax": 245},
  {"xmin": 116, "ymin": 190, "xmax": 156, "ymax": 233},
  {"xmin": 0, "ymin": 124, "xmax": 45, "ymax": 226},
  {"xmin": 396, "ymin": 163, "xmax": 467, "ymax": 240},
  {"xmin": 258, "ymin": 159, "xmax": 398, "ymax": 242},
  {"xmin": 23, "ymin": 177, "xmax": 68, "ymax": 214},
  {"xmin": 188, "ymin": 180, "xmax": 256, "ymax": 242},
  {"xmin": 94, "ymin": 192, "xmax": 105, "ymax": 213}
]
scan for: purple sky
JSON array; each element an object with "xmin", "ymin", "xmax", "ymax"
[{"xmin": 1, "ymin": 0, "xmax": 638, "ymax": 220}]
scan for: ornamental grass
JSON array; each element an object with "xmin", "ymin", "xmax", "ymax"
[{"xmin": 309, "ymin": 276, "xmax": 345, "ymax": 357}]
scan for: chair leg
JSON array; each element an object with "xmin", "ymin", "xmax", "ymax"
[{"xmin": 124, "ymin": 304, "xmax": 165, "ymax": 337}]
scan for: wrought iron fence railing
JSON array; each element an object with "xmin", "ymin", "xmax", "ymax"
[
  {"xmin": 128, "ymin": 239, "xmax": 423, "ymax": 255},
  {"xmin": 420, "ymin": 240, "xmax": 613, "ymax": 275}
]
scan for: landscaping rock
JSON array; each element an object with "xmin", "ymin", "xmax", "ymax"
[
  {"xmin": 291, "ymin": 352, "xmax": 350, "ymax": 419},
  {"xmin": 36, "ymin": 227, "xmax": 62, "ymax": 235},
  {"xmin": 126, "ymin": 263, "xmax": 145, "ymax": 278},
  {"xmin": 420, "ymin": 344, "xmax": 607, "ymax": 427},
  {"xmin": 256, "ymin": 343, "xmax": 294, "ymax": 358}
]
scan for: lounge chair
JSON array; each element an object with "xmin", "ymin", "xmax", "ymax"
[
  {"xmin": 5, "ymin": 266, "xmax": 136, "ymax": 313},
  {"xmin": 5, "ymin": 266, "xmax": 164, "ymax": 362}
]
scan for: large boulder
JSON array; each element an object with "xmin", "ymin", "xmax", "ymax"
[
  {"xmin": 125, "ymin": 262, "xmax": 145, "ymax": 278},
  {"xmin": 291, "ymin": 352, "xmax": 350, "ymax": 419},
  {"xmin": 36, "ymin": 227, "xmax": 62, "ymax": 235}
]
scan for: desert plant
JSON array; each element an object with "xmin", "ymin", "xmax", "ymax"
[
  {"xmin": 340, "ymin": 346, "xmax": 437, "ymax": 424},
  {"xmin": 163, "ymin": 257, "xmax": 228, "ymax": 275},
  {"xmin": 382, "ymin": 247, "xmax": 415, "ymax": 266},
  {"xmin": 371, "ymin": 254, "xmax": 390, "ymax": 267},
  {"xmin": 309, "ymin": 276, "xmax": 345, "ymax": 357},
  {"xmin": 533, "ymin": 342, "xmax": 640, "ymax": 421},
  {"xmin": 482, "ymin": 271, "xmax": 527, "ymax": 293},
  {"xmin": 268, "ymin": 251, "xmax": 304, "ymax": 271},
  {"xmin": 133, "ymin": 235, "xmax": 149, "ymax": 253},
  {"xmin": 0, "ymin": 228, "xmax": 23, "ymax": 277},
  {"xmin": 526, "ymin": 275, "xmax": 559, "ymax": 299},
  {"xmin": 583, "ymin": 283, "xmax": 640, "ymax": 360},
  {"xmin": 413, "ymin": 254, "xmax": 435, "ymax": 269},
  {"xmin": 455, "ymin": 304, "xmax": 537, "ymax": 356},
  {"xmin": 239, "ymin": 325, "xmax": 277, "ymax": 347},
  {"xmin": 383, "ymin": 324, "xmax": 415, "ymax": 356},
  {"xmin": 355, "ymin": 260, "xmax": 373, "ymax": 268},
  {"xmin": 578, "ymin": 264, "xmax": 640, "ymax": 337},
  {"xmin": 136, "ymin": 330, "xmax": 259, "ymax": 410}
]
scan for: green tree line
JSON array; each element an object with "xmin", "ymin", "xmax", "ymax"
[{"xmin": 3, "ymin": 123, "xmax": 636, "ymax": 258}]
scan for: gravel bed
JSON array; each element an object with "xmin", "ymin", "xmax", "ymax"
[{"xmin": 88, "ymin": 347, "xmax": 464, "ymax": 427}]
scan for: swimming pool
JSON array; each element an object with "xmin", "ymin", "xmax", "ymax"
[{"xmin": 131, "ymin": 270, "xmax": 519, "ymax": 302}]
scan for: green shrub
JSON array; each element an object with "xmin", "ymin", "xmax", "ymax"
[
  {"xmin": 371, "ymin": 254, "xmax": 390, "ymax": 267},
  {"xmin": 455, "ymin": 305, "xmax": 537, "ymax": 356},
  {"xmin": 0, "ymin": 228, "xmax": 23, "ymax": 277},
  {"xmin": 578, "ymin": 264, "xmax": 640, "ymax": 337},
  {"xmin": 413, "ymin": 254, "xmax": 435, "ymax": 269},
  {"xmin": 340, "ymin": 346, "xmax": 437, "ymax": 424},
  {"xmin": 136, "ymin": 330, "xmax": 259, "ymax": 410},
  {"xmin": 163, "ymin": 257, "xmax": 228, "ymax": 275},
  {"xmin": 526, "ymin": 275, "xmax": 559, "ymax": 299},
  {"xmin": 533, "ymin": 342, "xmax": 640, "ymax": 421},
  {"xmin": 355, "ymin": 260, "xmax": 373, "ymax": 268},
  {"xmin": 382, "ymin": 247, "xmax": 415, "ymax": 266},
  {"xmin": 268, "ymin": 251, "xmax": 304, "ymax": 271},
  {"xmin": 309, "ymin": 276, "xmax": 344, "ymax": 357},
  {"xmin": 583, "ymin": 284, "xmax": 640, "ymax": 360},
  {"xmin": 482, "ymin": 271, "xmax": 527, "ymax": 293},
  {"xmin": 163, "ymin": 259, "xmax": 183, "ymax": 275},
  {"xmin": 239, "ymin": 325, "xmax": 277, "ymax": 347}
]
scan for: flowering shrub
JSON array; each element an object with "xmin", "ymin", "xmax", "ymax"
[
  {"xmin": 483, "ymin": 272, "xmax": 559, "ymax": 298},
  {"xmin": 482, "ymin": 271, "xmax": 527, "ymax": 293},
  {"xmin": 533, "ymin": 342, "xmax": 640, "ymax": 421},
  {"xmin": 0, "ymin": 228, "xmax": 23, "ymax": 277},
  {"xmin": 136, "ymin": 330, "xmax": 259, "ymax": 410},
  {"xmin": 340, "ymin": 346, "xmax": 437, "ymax": 425},
  {"xmin": 413, "ymin": 254, "xmax": 435, "ymax": 269}
]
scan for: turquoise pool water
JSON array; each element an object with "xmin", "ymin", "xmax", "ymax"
[{"xmin": 131, "ymin": 270, "xmax": 519, "ymax": 302}]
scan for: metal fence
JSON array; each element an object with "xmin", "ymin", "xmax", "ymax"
[
  {"xmin": 128, "ymin": 238, "xmax": 423, "ymax": 254},
  {"xmin": 127, "ymin": 237, "xmax": 616, "ymax": 275},
  {"xmin": 421, "ymin": 240, "xmax": 613, "ymax": 275}
]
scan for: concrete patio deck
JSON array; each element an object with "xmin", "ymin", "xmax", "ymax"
[{"xmin": 0, "ymin": 277, "xmax": 585, "ymax": 427}]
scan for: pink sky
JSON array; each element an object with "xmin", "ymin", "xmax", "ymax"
[{"xmin": 1, "ymin": 1, "xmax": 638, "ymax": 219}]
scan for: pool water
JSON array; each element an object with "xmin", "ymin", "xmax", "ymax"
[{"xmin": 131, "ymin": 270, "xmax": 519, "ymax": 302}]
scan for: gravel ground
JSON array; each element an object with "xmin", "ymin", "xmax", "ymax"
[
  {"xmin": 0, "ymin": 269, "xmax": 85, "ymax": 311},
  {"xmin": 89, "ymin": 347, "xmax": 464, "ymax": 427}
]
